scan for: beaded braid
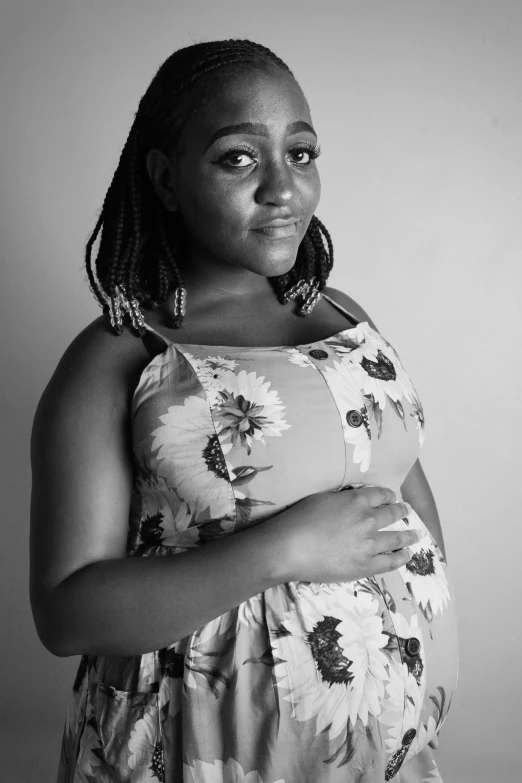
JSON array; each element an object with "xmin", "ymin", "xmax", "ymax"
[{"xmin": 85, "ymin": 39, "xmax": 335, "ymax": 336}]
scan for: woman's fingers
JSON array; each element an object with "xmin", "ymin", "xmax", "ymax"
[
  {"xmin": 374, "ymin": 527, "xmax": 423, "ymax": 555},
  {"xmin": 361, "ymin": 501, "xmax": 410, "ymax": 534},
  {"xmin": 351, "ymin": 485, "xmax": 397, "ymax": 507},
  {"xmin": 369, "ymin": 527, "xmax": 422, "ymax": 575},
  {"xmin": 428, "ymin": 735, "xmax": 440, "ymax": 750},
  {"xmin": 370, "ymin": 548, "xmax": 413, "ymax": 576}
]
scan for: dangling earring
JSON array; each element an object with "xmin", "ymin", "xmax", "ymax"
[
  {"xmin": 103, "ymin": 286, "xmax": 125, "ymax": 334},
  {"xmin": 103, "ymin": 284, "xmax": 146, "ymax": 335},
  {"xmin": 165, "ymin": 285, "xmax": 187, "ymax": 329},
  {"xmin": 282, "ymin": 278, "xmax": 313, "ymax": 303},
  {"xmin": 297, "ymin": 276, "xmax": 323, "ymax": 317},
  {"xmin": 126, "ymin": 290, "xmax": 147, "ymax": 334}
]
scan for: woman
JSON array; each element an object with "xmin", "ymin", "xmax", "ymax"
[{"xmin": 30, "ymin": 39, "xmax": 459, "ymax": 782}]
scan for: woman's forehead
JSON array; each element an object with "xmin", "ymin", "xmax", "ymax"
[{"xmin": 184, "ymin": 67, "xmax": 312, "ymax": 142}]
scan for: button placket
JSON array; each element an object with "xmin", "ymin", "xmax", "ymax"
[{"xmin": 306, "ymin": 343, "xmax": 363, "ymax": 488}]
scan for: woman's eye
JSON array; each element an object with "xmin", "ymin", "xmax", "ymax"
[
  {"xmin": 289, "ymin": 149, "xmax": 312, "ymax": 164},
  {"xmin": 223, "ymin": 152, "xmax": 256, "ymax": 168}
]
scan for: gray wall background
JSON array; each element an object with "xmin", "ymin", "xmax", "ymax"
[{"xmin": 1, "ymin": 1, "xmax": 521, "ymax": 781}]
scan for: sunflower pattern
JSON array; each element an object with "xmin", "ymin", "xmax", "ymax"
[
  {"xmin": 270, "ymin": 582, "xmax": 391, "ymax": 736},
  {"xmin": 212, "ymin": 368, "xmax": 292, "ymax": 454},
  {"xmin": 57, "ymin": 294, "xmax": 458, "ymax": 782}
]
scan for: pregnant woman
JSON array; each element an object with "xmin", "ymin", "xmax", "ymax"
[{"xmin": 30, "ymin": 39, "xmax": 459, "ymax": 782}]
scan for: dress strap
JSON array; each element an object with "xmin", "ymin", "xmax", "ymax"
[
  {"xmin": 322, "ymin": 292, "xmax": 360, "ymax": 327},
  {"xmin": 140, "ymin": 322, "xmax": 175, "ymax": 358}
]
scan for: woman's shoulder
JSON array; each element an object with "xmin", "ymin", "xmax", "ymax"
[
  {"xmin": 323, "ymin": 286, "xmax": 379, "ymax": 330},
  {"xmin": 34, "ymin": 315, "xmax": 150, "ymax": 424}
]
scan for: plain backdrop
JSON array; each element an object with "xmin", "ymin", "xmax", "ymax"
[{"xmin": 1, "ymin": 1, "xmax": 521, "ymax": 781}]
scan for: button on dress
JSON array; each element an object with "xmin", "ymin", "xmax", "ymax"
[{"xmin": 57, "ymin": 294, "xmax": 459, "ymax": 783}]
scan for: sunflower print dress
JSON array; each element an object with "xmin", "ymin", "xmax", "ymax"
[{"xmin": 57, "ymin": 293, "xmax": 459, "ymax": 783}]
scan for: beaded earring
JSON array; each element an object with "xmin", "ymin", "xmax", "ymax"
[
  {"xmin": 165, "ymin": 285, "xmax": 187, "ymax": 329},
  {"xmin": 103, "ymin": 284, "xmax": 147, "ymax": 336},
  {"xmin": 282, "ymin": 278, "xmax": 312, "ymax": 303},
  {"xmin": 297, "ymin": 277, "xmax": 323, "ymax": 317},
  {"xmin": 283, "ymin": 276, "xmax": 323, "ymax": 316}
]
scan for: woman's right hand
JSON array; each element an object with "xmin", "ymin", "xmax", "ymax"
[{"xmin": 273, "ymin": 486, "xmax": 422, "ymax": 584}]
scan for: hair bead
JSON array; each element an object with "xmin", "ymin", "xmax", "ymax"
[
  {"xmin": 165, "ymin": 285, "xmax": 187, "ymax": 329},
  {"xmin": 297, "ymin": 281, "xmax": 323, "ymax": 316},
  {"xmin": 282, "ymin": 278, "xmax": 311, "ymax": 303}
]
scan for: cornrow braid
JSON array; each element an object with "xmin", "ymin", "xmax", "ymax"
[{"xmin": 85, "ymin": 39, "xmax": 335, "ymax": 336}]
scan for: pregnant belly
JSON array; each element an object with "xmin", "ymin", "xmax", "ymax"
[{"xmin": 264, "ymin": 506, "xmax": 459, "ymax": 775}]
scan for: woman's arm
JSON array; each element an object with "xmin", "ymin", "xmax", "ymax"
[{"xmin": 30, "ymin": 319, "xmax": 289, "ymax": 658}]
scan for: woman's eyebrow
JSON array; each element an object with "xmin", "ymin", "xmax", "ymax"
[{"xmin": 204, "ymin": 120, "xmax": 317, "ymax": 151}]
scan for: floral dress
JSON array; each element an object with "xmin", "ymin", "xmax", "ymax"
[{"xmin": 57, "ymin": 293, "xmax": 459, "ymax": 783}]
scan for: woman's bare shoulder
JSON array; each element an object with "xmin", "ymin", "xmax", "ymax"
[
  {"xmin": 323, "ymin": 286, "xmax": 379, "ymax": 330},
  {"xmin": 34, "ymin": 314, "xmax": 150, "ymax": 422}
]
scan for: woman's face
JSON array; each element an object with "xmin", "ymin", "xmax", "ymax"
[{"xmin": 147, "ymin": 65, "xmax": 321, "ymax": 289}]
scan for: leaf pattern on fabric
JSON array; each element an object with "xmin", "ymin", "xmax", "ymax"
[
  {"xmin": 234, "ymin": 495, "xmax": 276, "ymax": 526},
  {"xmin": 184, "ymin": 612, "xmax": 238, "ymax": 698},
  {"xmin": 390, "ymin": 398, "xmax": 408, "ymax": 431},
  {"xmin": 230, "ymin": 464, "xmax": 273, "ymax": 487},
  {"xmin": 77, "ymin": 716, "xmax": 103, "ymax": 777},
  {"xmin": 410, "ymin": 398, "xmax": 426, "ymax": 445},
  {"xmin": 364, "ymin": 393, "xmax": 384, "ymax": 438}
]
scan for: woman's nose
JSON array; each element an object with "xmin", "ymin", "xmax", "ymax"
[{"xmin": 255, "ymin": 160, "xmax": 296, "ymax": 207}]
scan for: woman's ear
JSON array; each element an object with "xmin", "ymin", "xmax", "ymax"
[{"xmin": 145, "ymin": 148, "xmax": 179, "ymax": 212}]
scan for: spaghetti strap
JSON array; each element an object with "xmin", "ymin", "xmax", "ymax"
[
  {"xmin": 140, "ymin": 322, "xmax": 176, "ymax": 359},
  {"xmin": 321, "ymin": 292, "xmax": 360, "ymax": 327},
  {"xmin": 141, "ymin": 322, "xmax": 175, "ymax": 347}
]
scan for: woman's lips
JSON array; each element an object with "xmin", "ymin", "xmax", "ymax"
[{"xmin": 251, "ymin": 222, "xmax": 298, "ymax": 239}]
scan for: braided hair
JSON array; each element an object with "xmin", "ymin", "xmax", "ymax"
[{"xmin": 85, "ymin": 39, "xmax": 335, "ymax": 336}]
